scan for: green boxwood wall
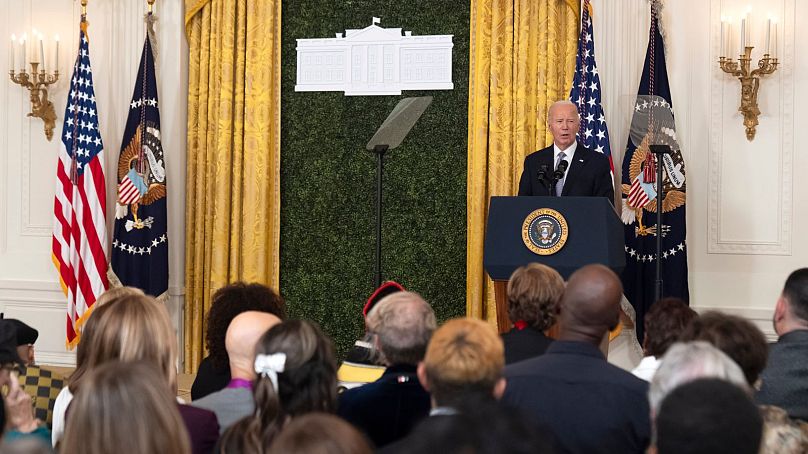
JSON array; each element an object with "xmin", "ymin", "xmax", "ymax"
[{"xmin": 280, "ymin": 1, "xmax": 470, "ymax": 357}]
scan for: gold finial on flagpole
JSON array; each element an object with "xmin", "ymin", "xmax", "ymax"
[
  {"xmin": 81, "ymin": 0, "xmax": 88, "ymax": 15},
  {"xmin": 147, "ymin": 0, "xmax": 155, "ymax": 14}
]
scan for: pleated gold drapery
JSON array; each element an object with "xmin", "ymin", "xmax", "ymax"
[
  {"xmin": 183, "ymin": 0, "xmax": 281, "ymax": 373},
  {"xmin": 467, "ymin": 0, "xmax": 579, "ymax": 324}
]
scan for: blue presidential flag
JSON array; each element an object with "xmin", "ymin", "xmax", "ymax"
[
  {"xmin": 620, "ymin": 7, "xmax": 689, "ymax": 342},
  {"xmin": 570, "ymin": 1, "xmax": 613, "ymax": 173},
  {"xmin": 110, "ymin": 32, "xmax": 168, "ymax": 298}
]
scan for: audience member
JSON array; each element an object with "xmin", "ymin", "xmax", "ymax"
[
  {"xmin": 653, "ymin": 378, "xmax": 762, "ymax": 454},
  {"xmin": 417, "ymin": 318, "xmax": 506, "ymax": 411},
  {"xmin": 337, "ymin": 281, "xmax": 404, "ymax": 390},
  {"xmin": 678, "ymin": 311, "xmax": 808, "ymax": 453},
  {"xmin": 218, "ymin": 320, "xmax": 338, "ymax": 453},
  {"xmin": 0, "ymin": 438, "xmax": 53, "ymax": 454},
  {"xmin": 502, "ymin": 264, "xmax": 650, "ymax": 454},
  {"xmin": 648, "ymin": 341, "xmax": 747, "ymax": 416},
  {"xmin": 0, "ymin": 320, "xmax": 50, "ymax": 446},
  {"xmin": 632, "ymin": 298, "xmax": 697, "ymax": 381},
  {"xmin": 266, "ymin": 413, "xmax": 372, "ymax": 454},
  {"xmin": 501, "ymin": 264, "xmax": 564, "ymax": 364},
  {"xmin": 60, "ymin": 361, "xmax": 191, "ymax": 454},
  {"xmin": 381, "ymin": 399, "xmax": 556, "ymax": 454},
  {"xmin": 337, "ymin": 292, "xmax": 435, "ymax": 447},
  {"xmin": 757, "ymin": 268, "xmax": 808, "ymax": 421},
  {"xmin": 191, "ymin": 311, "xmax": 281, "ymax": 434},
  {"xmin": 191, "ymin": 282, "xmax": 286, "ymax": 401},
  {"xmin": 55, "ymin": 293, "xmax": 220, "ymax": 453},
  {"xmin": 3, "ymin": 317, "xmax": 67, "ymax": 429},
  {"xmin": 52, "ymin": 286, "xmax": 145, "ymax": 442}
]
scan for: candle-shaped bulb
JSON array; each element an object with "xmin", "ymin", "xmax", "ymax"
[{"xmin": 54, "ymin": 34, "xmax": 59, "ymax": 70}]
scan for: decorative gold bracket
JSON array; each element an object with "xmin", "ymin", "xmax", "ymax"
[
  {"xmin": 719, "ymin": 46, "xmax": 778, "ymax": 141},
  {"xmin": 9, "ymin": 63, "xmax": 60, "ymax": 141}
]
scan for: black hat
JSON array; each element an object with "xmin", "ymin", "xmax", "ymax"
[
  {"xmin": 6, "ymin": 319, "xmax": 38, "ymax": 346},
  {"xmin": 0, "ymin": 320, "xmax": 24, "ymax": 367}
]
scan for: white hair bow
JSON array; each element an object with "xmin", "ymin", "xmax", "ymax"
[{"xmin": 254, "ymin": 352, "xmax": 286, "ymax": 392}]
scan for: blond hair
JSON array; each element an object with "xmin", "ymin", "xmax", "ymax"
[
  {"xmin": 71, "ymin": 293, "xmax": 177, "ymax": 393},
  {"xmin": 61, "ymin": 361, "xmax": 190, "ymax": 454},
  {"xmin": 507, "ymin": 263, "xmax": 565, "ymax": 330},
  {"xmin": 423, "ymin": 318, "xmax": 504, "ymax": 405},
  {"xmin": 94, "ymin": 286, "xmax": 145, "ymax": 307}
]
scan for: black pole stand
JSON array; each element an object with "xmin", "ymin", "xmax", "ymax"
[
  {"xmin": 371, "ymin": 144, "xmax": 389, "ymax": 289},
  {"xmin": 649, "ymin": 144, "xmax": 671, "ymax": 302}
]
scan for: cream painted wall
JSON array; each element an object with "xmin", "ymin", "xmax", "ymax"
[
  {"xmin": 0, "ymin": 0, "xmax": 187, "ymax": 366},
  {"xmin": 591, "ymin": 0, "xmax": 806, "ymax": 340}
]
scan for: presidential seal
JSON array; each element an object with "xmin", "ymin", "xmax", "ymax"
[{"xmin": 522, "ymin": 208, "xmax": 569, "ymax": 255}]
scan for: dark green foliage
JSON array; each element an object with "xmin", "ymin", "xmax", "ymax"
[{"xmin": 280, "ymin": 1, "xmax": 470, "ymax": 358}]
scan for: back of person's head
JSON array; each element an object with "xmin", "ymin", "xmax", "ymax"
[
  {"xmin": 61, "ymin": 361, "xmax": 190, "ymax": 454},
  {"xmin": 266, "ymin": 413, "xmax": 372, "ymax": 454},
  {"xmin": 506, "ymin": 263, "xmax": 564, "ymax": 331},
  {"xmin": 385, "ymin": 399, "xmax": 556, "ymax": 454},
  {"xmin": 219, "ymin": 320, "xmax": 338, "ymax": 453},
  {"xmin": 782, "ymin": 268, "xmax": 808, "ymax": 322},
  {"xmin": 643, "ymin": 298, "xmax": 697, "ymax": 357},
  {"xmin": 363, "ymin": 281, "xmax": 405, "ymax": 319},
  {"xmin": 70, "ymin": 288, "xmax": 149, "ymax": 391},
  {"xmin": 70, "ymin": 293, "xmax": 177, "ymax": 393},
  {"xmin": 225, "ymin": 311, "xmax": 282, "ymax": 377},
  {"xmin": 94, "ymin": 286, "xmax": 144, "ymax": 307},
  {"xmin": 366, "ymin": 291, "xmax": 436, "ymax": 366},
  {"xmin": 655, "ymin": 378, "xmax": 762, "ymax": 454},
  {"xmin": 678, "ymin": 311, "xmax": 768, "ymax": 386},
  {"xmin": 206, "ymin": 282, "xmax": 286, "ymax": 370},
  {"xmin": 420, "ymin": 318, "xmax": 505, "ymax": 407},
  {"xmin": 649, "ymin": 341, "xmax": 747, "ymax": 415},
  {"xmin": 559, "ymin": 264, "xmax": 622, "ymax": 341}
]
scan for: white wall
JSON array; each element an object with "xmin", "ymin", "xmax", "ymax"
[
  {"xmin": 0, "ymin": 0, "xmax": 187, "ymax": 366},
  {"xmin": 592, "ymin": 0, "xmax": 806, "ymax": 339}
]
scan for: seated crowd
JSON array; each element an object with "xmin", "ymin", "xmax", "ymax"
[{"xmin": 1, "ymin": 266, "xmax": 807, "ymax": 454}]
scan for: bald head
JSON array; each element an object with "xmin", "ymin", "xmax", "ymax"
[
  {"xmin": 225, "ymin": 311, "xmax": 281, "ymax": 379},
  {"xmin": 559, "ymin": 264, "xmax": 623, "ymax": 343}
]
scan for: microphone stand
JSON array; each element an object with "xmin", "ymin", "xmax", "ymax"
[
  {"xmin": 649, "ymin": 144, "xmax": 671, "ymax": 302},
  {"xmin": 538, "ymin": 165, "xmax": 551, "ymax": 196}
]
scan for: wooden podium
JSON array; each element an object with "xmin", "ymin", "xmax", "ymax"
[{"xmin": 484, "ymin": 196, "xmax": 625, "ymax": 334}]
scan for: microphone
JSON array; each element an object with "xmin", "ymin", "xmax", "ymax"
[
  {"xmin": 553, "ymin": 159, "xmax": 568, "ymax": 182},
  {"xmin": 538, "ymin": 164, "xmax": 549, "ymax": 183}
]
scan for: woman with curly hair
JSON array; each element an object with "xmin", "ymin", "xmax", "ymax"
[
  {"xmin": 218, "ymin": 320, "xmax": 338, "ymax": 454},
  {"xmin": 501, "ymin": 263, "xmax": 565, "ymax": 364},
  {"xmin": 191, "ymin": 282, "xmax": 286, "ymax": 400}
]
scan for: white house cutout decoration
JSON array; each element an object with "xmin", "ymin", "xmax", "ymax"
[{"xmin": 295, "ymin": 17, "xmax": 454, "ymax": 96}]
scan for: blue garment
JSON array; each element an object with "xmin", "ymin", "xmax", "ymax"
[
  {"xmin": 756, "ymin": 329, "xmax": 808, "ymax": 421},
  {"xmin": 337, "ymin": 364, "xmax": 431, "ymax": 448},
  {"xmin": 503, "ymin": 340, "xmax": 651, "ymax": 454}
]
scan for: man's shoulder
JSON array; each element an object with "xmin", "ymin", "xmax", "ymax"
[
  {"xmin": 192, "ymin": 386, "xmax": 252, "ymax": 407},
  {"xmin": 525, "ymin": 145, "xmax": 554, "ymax": 161}
]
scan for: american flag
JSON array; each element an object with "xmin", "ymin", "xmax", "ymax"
[
  {"xmin": 626, "ymin": 173, "xmax": 656, "ymax": 208},
  {"xmin": 51, "ymin": 20, "xmax": 108, "ymax": 348},
  {"xmin": 569, "ymin": 0, "xmax": 613, "ymax": 173}
]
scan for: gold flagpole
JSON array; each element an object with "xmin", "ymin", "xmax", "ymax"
[{"xmin": 147, "ymin": 0, "xmax": 155, "ymax": 14}]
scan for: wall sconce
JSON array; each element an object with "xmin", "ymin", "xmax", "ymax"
[
  {"xmin": 8, "ymin": 32, "xmax": 60, "ymax": 141},
  {"xmin": 718, "ymin": 13, "xmax": 778, "ymax": 141}
]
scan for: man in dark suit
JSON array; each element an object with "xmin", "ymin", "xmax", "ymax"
[
  {"xmin": 756, "ymin": 268, "xmax": 808, "ymax": 421},
  {"xmin": 518, "ymin": 100, "xmax": 613, "ymax": 201},
  {"xmin": 502, "ymin": 264, "xmax": 651, "ymax": 454},
  {"xmin": 337, "ymin": 292, "xmax": 435, "ymax": 447}
]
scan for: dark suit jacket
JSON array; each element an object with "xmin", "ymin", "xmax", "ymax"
[
  {"xmin": 501, "ymin": 327, "xmax": 554, "ymax": 365},
  {"xmin": 191, "ymin": 356, "xmax": 231, "ymax": 401},
  {"xmin": 337, "ymin": 364, "xmax": 431, "ymax": 448},
  {"xmin": 756, "ymin": 329, "xmax": 808, "ymax": 421},
  {"xmin": 178, "ymin": 403, "xmax": 220, "ymax": 454},
  {"xmin": 503, "ymin": 341, "xmax": 650, "ymax": 454},
  {"xmin": 518, "ymin": 143, "xmax": 614, "ymax": 201}
]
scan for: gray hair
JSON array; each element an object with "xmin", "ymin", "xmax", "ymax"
[
  {"xmin": 547, "ymin": 100, "xmax": 580, "ymax": 121},
  {"xmin": 366, "ymin": 291, "xmax": 436, "ymax": 366},
  {"xmin": 649, "ymin": 341, "xmax": 748, "ymax": 415}
]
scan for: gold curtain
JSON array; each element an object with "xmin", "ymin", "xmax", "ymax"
[
  {"xmin": 183, "ymin": 0, "xmax": 281, "ymax": 373},
  {"xmin": 467, "ymin": 0, "xmax": 579, "ymax": 324}
]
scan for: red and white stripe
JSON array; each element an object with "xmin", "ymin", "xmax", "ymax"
[
  {"xmin": 627, "ymin": 176, "xmax": 651, "ymax": 209},
  {"xmin": 117, "ymin": 176, "xmax": 141, "ymax": 204},
  {"xmin": 51, "ymin": 141, "xmax": 108, "ymax": 348}
]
